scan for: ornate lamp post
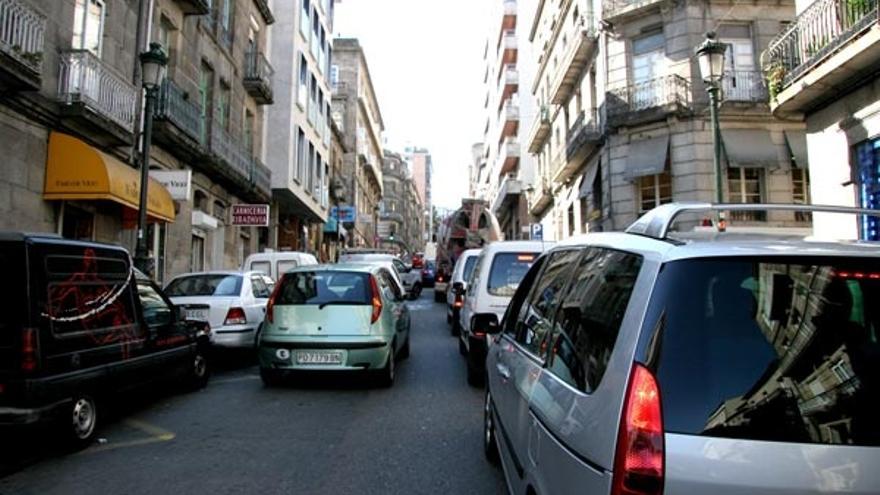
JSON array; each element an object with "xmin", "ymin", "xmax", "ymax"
[
  {"xmin": 134, "ymin": 42, "xmax": 168, "ymax": 274},
  {"xmin": 696, "ymin": 32, "xmax": 727, "ymax": 207},
  {"xmin": 332, "ymin": 181, "xmax": 346, "ymax": 259}
]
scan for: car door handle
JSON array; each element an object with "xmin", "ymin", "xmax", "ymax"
[{"xmin": 496, "ymin": 363, "xmax": 511, "ymax": 380}]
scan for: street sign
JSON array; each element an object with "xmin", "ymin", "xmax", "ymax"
[
  {"xmin": 531, "ymin": 223, "xmax": 543, "ymax": 241},
  {"xmin": 231, "ymin": 204, "xmax": 270, "ymax": 226},
  {"xmin": 331, "ymin": 206, "xmax": 356, "ymax": 223},
  {"xmin": 149, "ymin": 170, "xmax": 192, "ymax": 201}
]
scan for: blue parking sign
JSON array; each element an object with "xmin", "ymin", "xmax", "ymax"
[{"xmin": 531, "ymin": 223, "xmax": 543, "ymax": 241}]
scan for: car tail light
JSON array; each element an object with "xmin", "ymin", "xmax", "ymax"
[
  {"xmin": 453, "ymin": 293, "xmax": 464, "ymax": 308},
  {"xmin": 21, "ymin": 327, "xmax": 38, "ymax": 372},
  {"xmin": 266, "ymin": 275, "xmax": 284, "ymax": 324},
  {"xmin": 369, "ymin": 275, "xmax": 383, "ymax": 324},
  {"xmin": 224, "ymin": 307, "xmax": 247, "ymax": 326},
  {"xmin": 612, "ymin": 364, "xmax": 664, "ymax": 495}
]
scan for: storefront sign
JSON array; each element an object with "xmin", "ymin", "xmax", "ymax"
[
  {"xmin": 231, "ymin": 204, "xmax": 270, "ymax": 226},
  {"xmin": 149, "ymin": 170, "xmax": 192, "ymax": 201},
  {"xmin": 331, "ymin": 206, "xmax": 356, "ymax": 223}
]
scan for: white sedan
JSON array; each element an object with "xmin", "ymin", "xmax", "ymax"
[{"xmin": 165, "ymin": 271, "xmax": 273, "ymax": 349}]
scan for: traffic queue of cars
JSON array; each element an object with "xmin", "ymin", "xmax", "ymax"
[{"xmin": 444, "ymin": 203, "xmax": 880, "ymax": 495}]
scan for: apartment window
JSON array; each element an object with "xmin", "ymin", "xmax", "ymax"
[
  {"xmin": 307, "ymin": 142, "xmax": 315, "ymax": 194},
  {"xmin": 217, "ymin": 83, "xmax": 231, "ymax": 131},
  {"xmin": 791, "ymin": 168, "xmax": 811, "ymax": 222},
  {"xmin": 314, "ymin": 152, "xmax": 322, "ymax": 197},
  {"xmin": 318, "ymin": 26, "xmax": 326, "ymax": 74},
  {"xmin": 311, "ymin": 12, "xmax": 320, "ymax": 60},
  {"xmin": 220, "ymin": 0, "xmax": 234, "ymax": 32},
  {"xmin": 73, "ymin": 0, "xmax": 105, "ymax": 55},
  {"xmin": 309, "ymin": 74, "xmax": 318, "ymax": 125},
  {"xmin": 638, "ymin": 171, "xmax": 673, "ymax": 214},
  {"xmin": 191, "ymin": 234, "xmax": 205, "ymax": 272},
  {"xmin": 719, "ymin": 24, "xmax": 756, "ymax": 101},
  {"xmin": 330, "ymin": 65, "xmax": 339, "ymax": 90},
  {"xmin": 632, "ymin": 30, "xmax": 665, "ymax": 91},
  {"xmin": 727, "ymin": 168, "xmax": 766, "ymax": 221},
  {"xmin": 199, "ymin": 62, "xmax": 215, "ymax": 142},
  {"xmin": 300, "ymin": 0, "xmax": 311, "ymax": 38},
  {"xmin": 158, "ymin": 16, "xmax": 176, "ymax": 68},
  {"xmin": 296, "ymin": 128, "xmax": 306, "ymax": 183},
  {"xmin": 298, "ymin": 54, "xmax": 308, "ymax": 109},
  {"xmin": 244, "ymin": 110, "xmax": 255, "ymax": 154}
]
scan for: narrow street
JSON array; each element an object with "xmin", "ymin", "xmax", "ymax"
[{"xmin": 0, "ymin": 291, "xmax": 505, "ymax": 495}]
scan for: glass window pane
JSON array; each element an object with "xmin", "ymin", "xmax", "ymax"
[{"xmin": 516, "ymin": 250, "xmax": 581, "ymax": 357}]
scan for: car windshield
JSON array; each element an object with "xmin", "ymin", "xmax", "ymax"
[
  {"xmin": 275, "ymin": 271, "xmax": 372, "ymax": 305},
  {"xmin": 487, "ymin": 253, "xmax": 538, "ymax": 297},
  {"xmin": 649, "ymin": 257, "xmax": 880, "ymax": 447},
  {"xmin": 165, "ymin": 275, "xmax": 243, "ymax": 297}
]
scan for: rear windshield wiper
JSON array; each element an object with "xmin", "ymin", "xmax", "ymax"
[{"xmin": 318, "ymin": 300, "xmax": 368, "ymax": 309}]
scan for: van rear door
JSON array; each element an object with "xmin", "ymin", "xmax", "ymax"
[{"xmin": 0, "ymin": 241, "xmax": 27, "ymax": 379}]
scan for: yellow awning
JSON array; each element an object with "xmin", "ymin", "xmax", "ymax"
[{"xmin": 44, "ymin": 132, "xmax": 176, "ymax": 222}]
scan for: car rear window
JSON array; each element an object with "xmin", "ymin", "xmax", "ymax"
[
  {"xmin": 275, "ymin": 271, "xmax": 372, "ymax": 305},
  {"xmin": 165, "ymin": 275, "xmax": 243, "ymax": 297},
  {"xmin": 647, "ymin": 257, "xmax": 880, "ymax": 447},
  {"xmin": 487, "ymin": 252, "xmax": 538, "ymax": 297},
  {"xmin": 462, "ymin": 256, "xmax": 478, "ymax": 282}
]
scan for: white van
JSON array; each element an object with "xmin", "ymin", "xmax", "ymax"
[{"xmin": 242, "ymin": 251, "xmax": 318, "ymax": 281}]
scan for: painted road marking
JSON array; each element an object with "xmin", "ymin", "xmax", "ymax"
[
  {"xmin": 212, "ymin": 374, "xmax": 260, "ymax": 384},
  {"xmin": 80, "ymin": 419, "xmax": 175, "ymax": 455}
]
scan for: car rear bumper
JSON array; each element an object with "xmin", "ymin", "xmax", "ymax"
[
  {"xmin": 434, "ymin": 281, "xmax": 448, "ymax": 293},
  {"xmin": 258, "ymin": 337, "xmax": 392, "ymax": 371},
  {"xmin": 210, "ymin": 324, "xmax": 258, "ymax": 348},
  {"xmin": 0, "ymin": 399, "xmax": 70, "ymax": 425}
]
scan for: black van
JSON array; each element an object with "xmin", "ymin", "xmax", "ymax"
[{"xmin": 0, "ymin": 233, "xmax": 210, "ymax": 445}]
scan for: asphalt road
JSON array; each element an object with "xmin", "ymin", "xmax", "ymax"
[{"xmin": 0, "ymin": 290, "xmax": 506, "ymax": 495}]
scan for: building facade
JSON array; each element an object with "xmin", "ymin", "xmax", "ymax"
[
  {"xmin": 265, "ymin": 0, "xmax": 334, "ymax": 255},
  {"xmin": 764, "ymin": 0, "xmax": 880, "ymax": 240},
  {"xmin": 527, "ymin": 0, "xmax": 809, "ymax": 241},
  {"xmin": 0, "ymin": 0, "xmax": 274, "ymax": 283},
  {"xmin": 331, "ymin": 38, "xmax": 384, "ymax": 247},
  {"xmin": 378, "ymin": 150, "xmax": 424, "ymax": 255},
  {"xmin": 404, "ymin": 146, "xmax": 433, "ymax": 244},
  {"xmin": 474, "ymin": 0, "xmax": 538, "ymax": 241},
  {"xmin": 322, "ymin": 116, "xmax": 347, "ymax": 261}
]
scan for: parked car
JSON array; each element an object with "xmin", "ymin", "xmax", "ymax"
[
  {"xmin": 446, "ymin": 249, "xmax": 481, "ymax": 335},
  {"xmin": 257, "ymin": 264, "xmax": 411, "ymax": 387},
  {"xmin": 165, "ymin": 271, "xmax": 273, "ymax": 349},
  {"xmin": 340, "ymin": 252, "xmax": 422, "ymax": 299},
  {"xmin": 242, "ymin": 251, "xmax": 318, "ymax": 281},
  {"xmin": 0, "ymin": 233, "xmax": 210, "ymax": 446},
  {"xmin": 459, "ymin": 241, "xmax": 551, "ymax": 385},
  {"xmin": 421, "ymin": 260, "xmax": 437, "ymax": 288},
  {"xmin": 484, "ymin": 203, "xmax": 880, "ymax": 495}
]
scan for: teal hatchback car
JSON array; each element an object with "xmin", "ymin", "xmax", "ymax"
[{"xmin": 257, "ymin": 264, "xmax": 411, "ymax": 387}]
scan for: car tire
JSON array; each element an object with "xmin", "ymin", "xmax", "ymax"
[
  {"xmin": 458, "ymin": 336, "xmax": 467, "ymax": 356},
  {"xmin": 467, "ymin": 351, "xmax": 484, "ymax": 387},
  {"xmin": 260, "ymin": 367, "xmax": 282, "ymax": 387},
  {"xmin": 409, "ymin": 284, "xmax": 422, "ymax": 300},
  {"xmin": 451, "ymin": 318, "xmax": 461, "ymax": 337},
  {"xmin": 185, "ymin": 348, "xmax": 210, "ymax": 390},
  {"xmin": 484, "ymin": 389, "xmax": 500, "ymax": 465},
  {"xmin": 376, "ymin": 349, "xmax": 395, "ymax": 388},
  {"xmin": 398, "ymin": 336, "xmax": 411, "ymax": 360},
  {"xmin": 64, "ymin": 394, "xmax": 98, "ymax": 448}
]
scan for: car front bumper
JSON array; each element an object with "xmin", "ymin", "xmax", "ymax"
[{"xmin": 258, "ymin": 337, "xmax": 392, "ymax": 371}]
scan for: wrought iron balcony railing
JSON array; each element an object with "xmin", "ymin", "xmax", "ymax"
[
  {"xmin": 251, "ymin": 156, "xmax": 272, "ymax": 198},
  {"xmin": 243, "ymin": 50, "xmax": 274, "ymax": 104},
  {"xmin": 155, "ymin": 79, "xmax": 204, "ymax": 144},
  {"xmin": 0, "ymin": 0, "xmax": 45, "ymax": 75},
  {"xmin": 606, "ymin": 74, "xmax": 691, "ymax": 121},
  {"xmin": 210, "ymin": 122, "xmax": 252, "ymax": 182},
  {"xmin": 566, "ymin": 110, "xmax": 602, "ymax": 160},
  {"xmin": 764, "ymin": 0, "xmax": 879, "ymax": 91},
  {"xmin": 722, "ymin": 69, "xmax": 768, "ymax": 102},
  {"xmin": 58, "ymin": 50, "xmax": 138, "ymax": 133}
]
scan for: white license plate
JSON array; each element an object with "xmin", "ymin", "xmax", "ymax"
[
  {"xmin": 296, "ymin": 350, "xmax": 344, "ymax": 365},
  {"xmin": 185, "ymin": 309, "xmax": 209, "ymax": 321}
]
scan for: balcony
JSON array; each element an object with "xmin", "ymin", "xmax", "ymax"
[
  {"xmin": 209, "ymin": 122, "xmax": 271, "ymax": 201},
  {"xmin": 492, "ymin": 172, "xmax": 523, "ymax": 215},
  {"xmin": 499, "ymin": 0, "xmax": 517, "ymax": 38},
  {"xmin": 243, "ymin": 50, "xmax": 274, "ymax": 105},
  {"xmin": 722, "ymin": 70, "xmax": 768, "ymax": 103},
  {"xmin": 557, "ymin": 110, "xmax": 603, "ymax": 181},
  {"xmin": 501, "ymin": 100, "xmax": 520, "ymax": 139},
  {"xmin": 154, "ymin": 79, "xmax": 206, "ymax": 160},
  {"xmin": 501, "ymin": 64, "xmax": 519, "ymax": 101},
  {"xmin": 529, "ymin": 176, "xmax": 553, "ymax": 217},
  {"xmin": 252, "ymin": 0, "xmax": 275, "ymax": 24},
  {"xmin": 499, "ymin": 137, "xmax": 521, "ymax": 176},
  {"xmin": 173, "ymin": 0, "xmax": 211, "ymax": 15},
  {"xmin": 549, "ymin": 15, "xmax": 598, "ymax": 105},
  {"xmin": 765, "ymin": 0, "xmax": 880, "ymax": 115},
  {"xmin": 57, "ymin": 50, "xmax": 138, "ymax": 144},
  {"xmin": 602, "ymin": 0, "xmax": 666, "ymax": 21},
  {"xmin": 527, "ymin": 105, "xmax": 552, "ymax": 153},
  {"xmin": 606, "ymin": 74, "xmax": 692, "ymax": 128},
  {"xmin": 499, "ymin": 30, "xmax": 518, "ymax": 66},
  {"xmin": 0, "ymin": 0, "xmax": 45, "ymax": 91}
]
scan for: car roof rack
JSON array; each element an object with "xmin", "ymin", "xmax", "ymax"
[{"xmin": 625, "ymin": 202, "xmax": 880, "ymax": 241}]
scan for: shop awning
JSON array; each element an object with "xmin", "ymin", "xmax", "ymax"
[
  {"xmin": 784, "ymin": 130, "xmax": 809, "ymax": 168},
  {"xmin": 723, "ymin": 129, "xmax": 779, "ymax": 168},
  {"xmin": 578, "ymin": 163, "xmax": 600, "ymax": 199},
  {"xmin": 44, "ymin": 132, "xmax": 175, "ymax": 222},
  {"xmin": 625, "ymin": 136, "xmax": 668, "ymax": 180}
]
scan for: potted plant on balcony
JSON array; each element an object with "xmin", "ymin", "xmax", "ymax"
[{"xmin": 765, "ymin": 63, "xmax": 787, "ymax": 101}]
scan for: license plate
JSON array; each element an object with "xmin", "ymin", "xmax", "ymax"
[
  {"xmin": 296, "ymin": 350, "xmax": 344, "ymax": 365},
  {"xmin": 185, "ymin": 309, "xmax": 209, "ymax": 321}
]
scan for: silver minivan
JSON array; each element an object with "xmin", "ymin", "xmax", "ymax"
[{"xmin": 484, "ymin": 203, "xmax": 880, "ymax": 495}]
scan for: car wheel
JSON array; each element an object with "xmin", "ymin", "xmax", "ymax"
[
  {"xmin": 186, "ymin": 349, "xmax": 210, "ymax": 390},
  {"xmin": 260, "ymin": 367, "xmax": 282, "ymax": 387},
  {"xmin": 410, "ymin": 284, "xmax": 422, "ymax": 300},
  {"xmin": 484, "ymin": 389, "xmax": 500, "ymax": 464},
  {"xmin": 467, "ymin": 351, "xmax": 484, "ymax": 387},
  {"xmin": 376, "ymin": 349, "xmax": 395, "ymax": 387},
  {"xmin": 398, "ymin": 336, "xmax": 411, "ymax": 360},
  {"xmin": 65, "ymin": 394, "xmax": 98, "ymax": 448}
]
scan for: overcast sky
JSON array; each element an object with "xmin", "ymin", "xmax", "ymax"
[{"xmin": 333, "ymin": 0, "xmax": 492, "ymax": 210}]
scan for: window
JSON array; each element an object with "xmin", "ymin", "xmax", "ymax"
[
  {"xmin": 547, "ymin": 249, "xmax": 643, "ymax": 392},
  {"xmin": 855, "ymin": 137, "xmax": 880, "ymax": 240},
  {"xmin": 632, "ymin": 31, "xmax": 665, "ymax": 84},
  {"xmin": 638, "ymin": 170, "xmax": 672, "ymax": 213},
  {"xmin": 62, "ymin": 203, "xmax": 94, "ymax": 241},
  {"xmin": 199, "ymin": 63, "xmax": 214, "ymax": 142},
  {"xmin": 330, "ymin": 65, "xmax": 339, "ymax": 90},
  {"xmin": 191, "ymin": 235, "xmax": 205, "ymax": 272},
  {"xmin": 244, "ymin": 110, "xmax": 255, "ymax": 153},
  {"xmin": 73, "ymin": 0, "xmax": 105, "ymax": 55},
  {"xmin": 307, "ymin": 141, "xmax": 315, "ymax": 194},
  {"xmin": 217, "ymin": 83, "xmax": 231, "ymax": 131},
  {"xmin": 275, "ymin": 271, "xmax": 372, "ymax": 305},
  {"xmin": 645, "ymin": 257, "xmax": 880, "ymax": 447},
  {"xmin": 719, "ymin": 24, "xmax": 756, "ymax": 101},
  {"xmin": 137, "ymin": 282, "xmax": 173, "ymax": 328},
  {"xmin": 298, "ymin": 54, "xmax": 309, "ymax": 109},
  {"xmin": 166, "ymin": 275, "xmax": 243, "ymax": 297},
  {"xmin": 567, "ymin": 205, "xmax": 575, "ymax": 237},
  {"xmin": 791, "ymin": 168, "xmax": 811, "ymax": 222},
  {"xmin": 727, "ymin": 168, "xmax": 766, "ymax": 221},
  {"xmin": 516, "ymin": 250, "xmax": 581, "ymax": 358},
  {"xmin": 300, "ymin": 0, "xmax": 311, "ymax": 38},
  {"xmin": 251, "ymin": 276, "xmax": 271, "ymax": 299},
  {"xmin": 277, "ymin": 260, "xmax": 299, "ymax": 275},
  {"xmin": 296, "ymin": 128, "xmax": 306, "ymax": 183},
  {"xmin": 502, "ymin": 256, "xmax": 548, "ymax": 337},
  {"xmin": 158, "ymin": 16, "xmax": 176, "ymax": 68},
  {"xmin": 251, "ymin": 261, "xmax": 270, "ymax": 276},
  {"xmin": 487, "ymin": 252, "xmax": 539, "ymax": 297}
]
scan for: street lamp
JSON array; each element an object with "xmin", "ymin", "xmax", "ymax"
[
  {"xmin": 134, "ymin": 42, "xmax": 168, "ymax": 275},
  {"xmin": 696, "ymin": 32, "xmax": 727, "ymax": 208},
  {"xmin": 332, "ymin": 181, "xmax": 345, "ymax": 259}
]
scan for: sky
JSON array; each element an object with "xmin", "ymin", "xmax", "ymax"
[{"xmin": 333, "ymin": 0, "xmax": 492, "ymax": 210}]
